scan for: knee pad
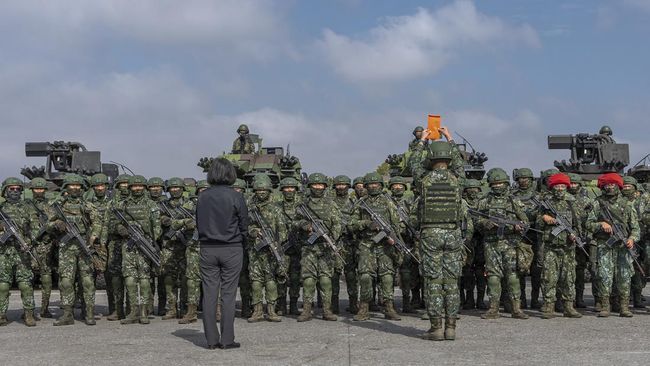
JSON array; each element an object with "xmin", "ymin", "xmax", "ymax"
[
  {"xmin": 81, "ymin": 276, "xmax": 94, "ymax": 289},
  {"xmin": 124, "ymin": 277, "xmax": 137, "ymax": 289},
  {"xmin": 487, "ymin": 275, "xmax": 500, "ymax": 289},
  {"xmin": 59, "ymin": 277, "xmax": 73, "ymax": 291},
  {"xmin": 359, "ymin": 274, "xmax": 372, "ymax": 287},
  {"xmin": 17, "ymin": 282, "xmax": 32, "ymax": 292},
  {"xmin": 0, "ymin": 282, "xmax": 11, "ymax": 294}
]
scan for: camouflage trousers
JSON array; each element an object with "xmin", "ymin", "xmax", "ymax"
[
  {"xmin": 0, "ymin": 246, "xmax": 35, "ymax": 313},
  {"xmin": 106, "ymin": 238, "xmax": 126, "ymax": 313},
  {"xmin": 300, "ymin": 245, "xmax": 336, "ymax": 304},
  {"xmin": 594, "ymin": 241, "xmax": 634, "ymax": 299},
  {"xmin": 631, "ymin": 240, "xmax": 648, "ymax": 295},
  {"xmin": 249, "ymin": 249, "xmax": 285, "ymax": 305},
  {"xmin": 58, "ymin": 242, "xmax": 95, "ymax": 307},
  {"xmin": 485, "ymin": 239, "xmax": 521, "ymax": 302},
  {"xmin": 185, "ymin": 243, "xmax": 201, "ymax": 306},
  {"xmin": 122, "ymin": 242, "xmax": 152, "ymax": 306},
  {"xmin": 279, "ymin": 250, "xmax": 301, "ymax": 304},
  {"xmin": 541, "ymin": 247, "xmax": 576, "ymax": 303},
  {"xmin": 575, "ymin": 245, "xmax": 590, "ymax": 297},
  {"xmin": 160, "ymin": 240, "xmax": 186, "ymax": 309},
  {"xmin": 34, "ymin": 241, "xmax": 56, "ymax": 304},
  {"xmin": 419, "ymin": 228, "xmax": 463, "ymax": 319},
  {"xmin": 357, "ymin": 241, "xmax": 399, "ymax": 303},
  {"xmin": 399, "ymin": 239, "xmax": 420, "ymax": 295},
  {"xmin": 343, "ymin": 240, "xmax": 359, "ymax": 304}
]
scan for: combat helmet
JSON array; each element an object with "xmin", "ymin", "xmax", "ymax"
[
  {"xmin": 197, "ymin": 180, "xmax": 210, "ymax": 190},
  {"xmin": 513, "ymin": 168, "xmax": 533, "ymax": 179},
  {"xmin": 147, "ymin": 177, "xmax": 165, "ymax": 188},
  {"xmin": 333, "ymin": 175, "xmax": 352, "ymax": 187},
  {"xmin": 464, "ymin": 178, "xmax": 482, "ymax": 189},
  {"xmin": 426, "ymin": 141, "xmax": 453, "ymax": 161},
  {"xmin": 599, "ymin": 125, "xmax": 613, "ymax": 136},
  {"xmin": 567, "ymin": 173, "xmax": 582, "ymax": 184},
  {"xmin": 280, "ymin": 177, "xmax": 300, "ymax": 189},
  {"xmin": 307, "ymin": 173, "xmax": 328, "ymax": 187},
  {"xmin": 353, "ymin": 176, "xmax": 364, "ymax": 187},
  {"xmin": 412, "ymin": 126, "xmax": 424, "ymax": 137},
  {"xmin": 30, "ymin": 177, "xmax": 48, "ymax": 190},
  {"xmin": 114, "ymin": 174, "xmax": 131, "ymax": 187},
  {"xmin": 623, "ymin": 176, "xmax": 638, "ymax": 189},
  {"xmin": 232, "ymin": 179, "xmax": 247, "ymax": 190},
  {"xmin": 388, "ymin": 176, "xmax": 407, "ymax": 188},
  {"xmin": 129, "ymin": 175, "xmax": 147, "ymax": 186},
  {"xmin": 62, "ymin": 174, "xmax": 85, "ymax": 188},
  {"xmin": 90, "ymin": 173, "xmax": 109, "ymax": 186},
  {"xmin": 252, "ymin": 178, "xmax": 272, "ymax": 191},
  {"xmin": 363, "ymin": 172, "xmax": 384, "ymax": 186},
  {"xmin": 166, "ymin": 177, "xmax": 185, "ymax": 191},
  {"xmin": 486, "ymin": 168, "xmax": 509, "ymax": 184},
  {"xmin": 2, "ymin": 177, "xmax": 24, "ymax": 193},
  {"xmin": 237, "ymin": 124, "xmax": 250, "ymax": 134}
]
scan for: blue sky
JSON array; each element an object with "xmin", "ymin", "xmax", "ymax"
[{"xmin": 1, "ymin": 0, "xmax": 648, "ymax": 180}]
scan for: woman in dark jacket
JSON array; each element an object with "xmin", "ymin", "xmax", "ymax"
[{"xmin": 196, "ymin": 158, "xmax": 248, "ymax": 350}]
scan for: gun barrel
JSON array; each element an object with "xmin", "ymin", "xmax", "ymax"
[{"xmin": 547, "ymin": 135, "xmax": 574, "ymax": 150}]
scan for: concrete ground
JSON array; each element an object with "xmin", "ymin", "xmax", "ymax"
[{"xmin": 1, "ymin": 283, "xmax": 649, "ymax": 366}]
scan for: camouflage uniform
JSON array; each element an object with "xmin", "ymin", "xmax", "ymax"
[
  {"xmin": 461, "ymin": 179, "xmax": 487, "ymax": 310},
  {"xmin": 0, "ymin": 178, "xmax": 36, "ymax": 327},
  {"xmin": 295, "ymin": 173, "xmax": 342, "ymax": 322},
  {"xmin": 26, "ymin": 177, "xmax": 56, "ymax": 319},
  {"xmin": 567, "ymin": 173, "xmax": 595, "ymax": 309},
  {"xmin": 277, "ymin": 177, "xmax": 302, "ymax": 316},
  {"xmin": 477, "ymin": 168, "xmax": 530, "ymax": 320},
  {"xmin": 115, "ymin": 175, "xmax": 162, "ymax": 325},
  {"xmin": 48, "ymin": 174, "xmax": 102, "ymax": 326},
  {"xmin": 350, "ymin": 172, "xmax": 403, "ymax": 321},
  {"xmin": 158, "ymin": 177, "xmax": 190, "ymax": 320},
  {"xmin": 246, "ymin": 177, "xmax": 288, "ymax": 323},
  {"xmin": 101, "ymin": 174, "xmax": 131, "ymax": 321},
  {"xmin": 511, "ymin": 168, "xmax": 538, "ymax": 309},
  {"xmin": 536, "ymin": 174, "xmax": 582, "ymax": 319},
  {"xmin": 147, "ymin": 177, "xmax": 167, "ymax": 316},
  {"xmin": 416, "ymin": 142, "xmax": 473, "ymax": 341},
  {"xmin": 178, "ymin": 180, "xmax": 206, "ymax": 324},
  {"xmin": 87, "ymin": 174, "xmax": 111, "ymax": 313},
  {"xmin": 232, "ymin": 178, "xmax": 253, "ymax": 318},
  {"xmin": 333, "ymin": 175, "xmax": 359, "ymax": 314},
  {"xmin": 231, "ymin": 124, "xmax": 256, "ymax": 154},
  {"xmin": 587, "ymin": 175, "xmax": 640, "ymax": 317},
  {"xmin": 621, "ymin": 176, "xmax": 648, "ymax": 309}
]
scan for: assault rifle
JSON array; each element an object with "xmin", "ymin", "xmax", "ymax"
[
  {"xmin": 29, "ymin": 201, "xmax": 49, "ymax": 240},
  {"xmin": 385, "ymin": 194, "xmax": 420, "ymax": 241},
  {"xmin": 468, "ymin": 208, "xmax": 541, "ymax": 239},
  {"xmin": 600, "ymin": 204, "xmax": 645, "ymax": 277},
  {"xmin": 249, "ymin": 205, "xmax": 284, "ymax": 266},
  {"xmin": 357, "ymin": 199, "xmax": 420, "ymax": 264},
  {"xmin": 296, "ymin": 203, "xmax": 346, "ymax": 265},
  {"xmin": 0, "ymin": 209, "xmax": 39, "ymax": 265},
  {"xmin": 531, "ymin": 197, "xmax": 589, "ymax": 256},
  {"xmin": 111, "ymin": 208, "xmax": 161, "ymax": 267},
  {"xmin": 158, "ymin": 201, "xmax": 191, "ymax": 246},
  {"xmin": 52, "ymin": 202, "xmax": 94, "ymax": 259}
]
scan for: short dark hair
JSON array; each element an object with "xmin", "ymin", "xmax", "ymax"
[{"xmin": 207, "ymin": 158, "xmax": 237, "ymax": 186}]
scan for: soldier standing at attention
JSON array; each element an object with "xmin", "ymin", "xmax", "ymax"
[{"xmin": 231, "ymin": 124, "xmax": 256, "ymax": 154}]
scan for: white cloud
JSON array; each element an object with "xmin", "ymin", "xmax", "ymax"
[{"xmin": 318, "ymin": 0, "xmax": 540, "ymax": 83}]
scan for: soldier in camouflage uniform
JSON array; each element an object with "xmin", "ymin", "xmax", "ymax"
[
  {"xmin": 389, "ymin": 176, "xmax": 419, "ymax": 313},
  {"xmin": 178, "ymin": 180, "xmax": 206, "ymax": 324},
  {"xmin": 114, "ymin": 175, "xmax": 162, "ymax": 325},
  {"xmin": 277, "ymin": 177, "xmax": 302, "ymax": 316},
  {"xmin": 461, "ymin": 178, "xmax": 487, "ymax": 310},
  {"xmin": 294, "ymin": 173, "xmax": 342, "ymax": 322},
  {"xmin": 408, "ymin": 126, "xmax": 425, "ymax": 151},
  {"xmin": 333, "ymin": 175, "xmax": 359, "ymax": 314},
  {"xmin": 232, "ymin": 178, "xmax": 252, "ymax": 318},
  {"xmin": 27, "ymin": 177, "xmax": 56, "ymax": 319},
  {"xmin": 536, "ymin": 173, "xmax": 583, "ymax": 319},
  {"xmin": 231, "ymin": 124, "xmax": 256, "ymax": 154},
  {"xmin": 0, "ymin": 178, "xmax": 36, "ymax": 327},
  {"xmin": 409, "ymin": 126, "xmax": 466, "ymax": 184},
  {"xmin": 477, "ymin": 168, "xmax": 530, "ymax": 320},
  {"xmin": 246, "ymin": 177, "xmax": 288, "ymax": 323},
  {"xmin": 567, "ymin": 173, "xmax": 595, "ymax": 309},
  {"xmin": 48, "ymin": 174, "xmax": 102, "ymax": 326},
  {"xmin": 511, "ymin": 168, "xmax": 538, "ymax": 309},
  {"xmin": 587, "ymin": 173, "xmax": 640, "ymax": 317},
  {"xmin": 416, "ymin": 141, "xmax": 472, "ymax": 341},
  {"xmin": 87, "ymin": 174, "xmax": 111, "ymax": 314},
  {"xmin": 350, "ymin": 172, "xmax": 403, "ymax": 321},
  {"xmin": 158, "ymin": 177, "xmax": 191, "ymax": 320},
  {"xmin": 103, "ymin": 174, "xmax": 131, "ymax": 321},
  {"xmin": 147, "ymin": 177, "xmax": 167, "ymax": 316},
  {"xmin": 621, "ymin": 176, "xmax": 648, "ymax": 308}
]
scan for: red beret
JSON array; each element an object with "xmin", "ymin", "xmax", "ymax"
[
  {"xmin": 547, "ymin": 173, "xmax": 571, "ymax": 189},
  {"xmin": 597, "ymin": 173, "xmax": 623, "ymax": 189}
]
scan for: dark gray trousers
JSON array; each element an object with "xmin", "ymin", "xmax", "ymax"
[{"xmin": 200, "ymin": 244, "xmax": 243, "ymax": 346}]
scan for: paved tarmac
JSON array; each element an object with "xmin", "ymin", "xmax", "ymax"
[{"xmin": 1, "ymin": 284, "xmax": 649, "ymax": 366}]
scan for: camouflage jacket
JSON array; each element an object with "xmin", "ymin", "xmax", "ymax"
[
  {"xmin": 294, "ymin": 196, "xmax": 342, "ymax": 249},
  {"xmin": 587, "ymin": 194, "xmax": 640, "ymax": 244},
  {"xmin": 116, "ymin": 194, "xmax": 162, "ymax": 242},
  {"xmin": 26, "ymin": 197, "xmax": 54, "ymax": 244},
  {"xmin": 231, "ymin": 136, "xmax": 255, "ymax": 154},
  {"xmin": 535, "ymin": 194, "xmax": 581, "ymax": 248},
  {"xmin": 47, "ymin": 196, "xmax": 101, "ymax": 242},
  {"xmin": 476, "ymin": 192, "xmax": 528, "ymax": 242},
  {"xmin": 349, "ymin": 193, "xmax": 403, "ymax": 247},
  {"xmin": 0, "ymin": 200, "xmax": 33, "ymax": 251},
  {"xmin": 247, "ymin": 199, "xmax": 287, "ymax": 253}
]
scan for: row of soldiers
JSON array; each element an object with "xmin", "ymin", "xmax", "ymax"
[{"xmin": 0, "ymin": 173, "xmax": 209, "ymax": 326}]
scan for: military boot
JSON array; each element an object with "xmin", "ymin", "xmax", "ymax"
[
  {"xmin": 554, "ymin": 298, "xmax": 564, "ymax": 313},
  {"xmin": 40, "ymin": 299, "xmax": 53, "ymax": 318},
  {"xmin": 541, "ymin": 302, "xmax": 555, "ymax": 319},
  {"xmin": 619, "ymin": 297, "xmax": 633, "ymax": 318},
  {"xmin": 530, "ymin": 287, "xmax": 541, "ymax": 309},
  {"xmin": 24, "ymin": 310, "xmax": 36, "ymax": 327},
  {"xmin": 178, "ymin": 304, "xmax": 198, "ymax": 324},
  {"xmin": 139, "ymin": 305, "xmax": 150, "ymax": 324},
  {"xmin": 348, "ymin": 297, "xmax": 359, "ymax": 315},
  {"xmin": 162, "ymin": 303, "xmax": 177, "ymax": 320},
  {"xmin": 353, "ymin": 302, "xmax": 370, "ymax": 321},
  {"xmin": 322, "ymin": 302, "xmax": 337, "ymax": 321},
  {"xmin": 597, "ymin": 298, "xmax": 610, "ymax": 318},
  {"xmin": 476, "ymin": 286, "xmax": 488, "ymax": 310},
  {"xmin": 421, "ymin": 318, "xmax": 444, "ymax": 341},
  {"xmin": 633, "ymin": 291, "xmax": 646, "ymax": 309},
  {"xmin": 575, "ymin": 288, "xmax": 586, "ymax": 308},
  {"xmin": 297, "ymin": 302, "xmax": 313, "ymax": 322},
  {"xmin": 84, "ymin": 306, "xmax": 96, "ymax": 325},
  {"xmin": 216, "ymin": 303, "xmax": 222, "ymax": 322},
  {"xmin": 444, "ymin": 317, "xmax": 456, "ymax": 341},
  {"xmin": 402, "ymin": 293, "xmax": 413, "ymax": 313},
  {"xmin": 54, "ymin": 306, "xmax": 75, "ymax": 326},
  {"xmin": 463, "ymin": 291, "xmax": 475, "ymax": 310},
  {"xmin": 610, "ymin": 296, "xmax": 620, "ymax": 313},
  {"xmin": 481, "ymin": 300, "xmax": 500, "ymax": 319},
  {"xmin": 277, "ymin": 297, "xmax": 286, "ymax": 316},
  {"xmin": 106, "ymin": 311, "xmax": 120, "ymax": 321},
  {"xmin": 289, "ymin": 297, "xmax": 300, "ymax": 316},
  {"xmin": 120, "ymin": 306, "xmax": 140, "ymax": 324},
  {"xmin": 267, "ymin": 302, "xmax": 282, "ymax": 322},
  {"xmin": 411, "ymin": 290, "xmax": 423, "ymax": 310},
  {"xmin": 383, "ymin": 302, "xmax": 401, "ymax": 321},
  {"xmin": 563, "ymin": 301, "xmax": 582, "ymax": 318},
  {"xmin": 0, "ymin": 314, "xmax": 7, "ymax": 326},
  {"xmin": 247, "ymin": 303, "xmax": 265, "ymax": 323},
  {"xmin": 241, "ymin": 297, "xmax": 252, "ymax": 319},
  {"xmin": 511, "ymin": 300, "xmax": 529, "ymax": 319},
  {"xmin": 369, "ymin": 299, "xmax": 380, "ymax": 312},
  {"xmin": 332, "ymin": 295, "xmax": 340, "ymax": 315},
  {"xmin": 594, "ymin": 297, "xmax": 603, "ymax": 313}
]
